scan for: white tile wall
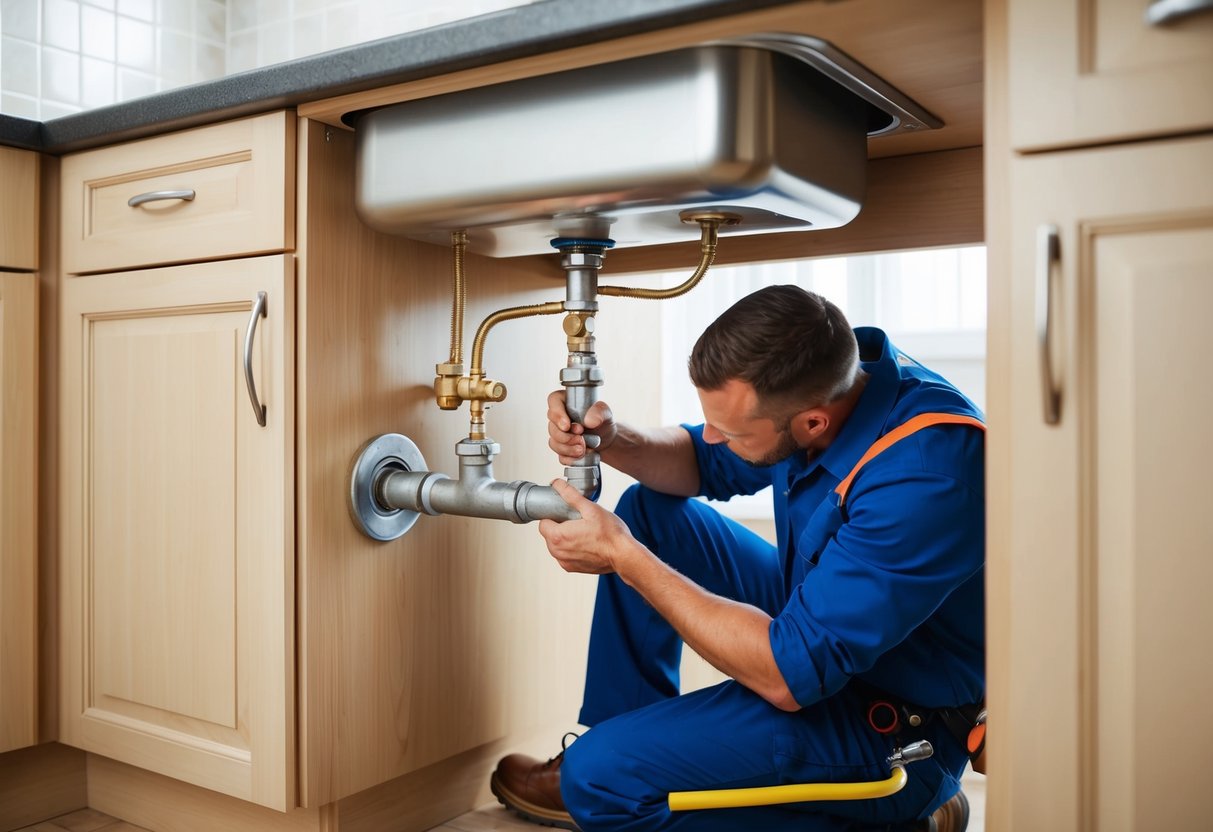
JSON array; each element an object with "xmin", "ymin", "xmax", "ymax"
[{"xmin": 0, "ymin": 0, "xmax": 535, "ymax": 119}]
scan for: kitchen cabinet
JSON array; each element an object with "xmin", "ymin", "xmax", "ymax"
[
  {"xmin": 1008, "ymin": 0, "xmax": 1213, "ymax": 151},
  {"xmin": 58, "ymin": 256, "xmax": 296, "ymax": 810},
  {"xmin": 988, "ymin": 1, "xmax": 1213, "ymax": 829},
  {"xmin": 56, "ymin": 112, "xmax": 298, "ymax": 811},
  {"xmin": 0, "ymin": 272, "xmax": 38, "ymax": 755}
]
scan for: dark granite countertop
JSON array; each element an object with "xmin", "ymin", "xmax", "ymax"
[{"xmin": 1, "ymin": 0, "xmax": 796, "ymax": 155}]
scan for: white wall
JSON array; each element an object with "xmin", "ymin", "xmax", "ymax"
[{"xmin": 0, "ymin": 0, "xmax": 532, "ymax": 119}]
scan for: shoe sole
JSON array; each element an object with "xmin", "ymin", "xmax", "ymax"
[
  {"xmin": 489, "ymin": 771, "xmax": 581, "ymax": 831},
  {"xmin": 933, "ymin": 789, "xmax": 971, "ymax": 832}
]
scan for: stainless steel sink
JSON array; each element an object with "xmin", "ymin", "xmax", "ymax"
[{"xmin": 354, "ymin": 36, "xmax": 938, "ymax": 258}]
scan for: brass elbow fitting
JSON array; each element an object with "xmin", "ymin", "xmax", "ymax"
[
  {"xmin": 563, "ymin": 311, "xmax": 596, "ymax": 353},
  {"xmin": 459, "ymin": 375, "xmax": 507, "ymax": 403}
]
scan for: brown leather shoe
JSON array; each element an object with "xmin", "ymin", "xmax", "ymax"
[
  {"xmin": 916, "ymin": 789, "xmax": 970, "ymax": 832},
  {"xmin": 490, "ymin": 734, "xmax": 580, "ymax": 831}
]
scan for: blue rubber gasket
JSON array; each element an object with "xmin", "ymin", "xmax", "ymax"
[{"xmin": 550, "ymin": 237, "xmax": 616, "ymax": 250}]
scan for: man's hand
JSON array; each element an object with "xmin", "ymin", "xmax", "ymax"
[
  {"xmin": 537, "ymin": 482, "xmax": 799, "ymax": 712},
  {"xmin": 538, "ymin": 479, "xmax": 641, "ymax": 575},
  {"xmin": 547, "ymin": 390, "xmax": 618, "ymax": 465}
]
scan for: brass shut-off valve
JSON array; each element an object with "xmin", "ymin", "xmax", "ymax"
[{"xmin": 434, "ymin": 361, "xmax": 507, "ymax": 411}]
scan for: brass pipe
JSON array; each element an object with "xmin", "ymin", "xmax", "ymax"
[
  {"xmin": 598, "ymin": 215, "xmax": 732, "ymax": 300},
  {"xmin": 466, "ymin": 300, "xmax": 565, "ymax": 439},
  {"xmin": 469, "ymin": 300, "xmax": 565, "ymax": 378},
  {"xmin": 449, "ymin": 230, "xmax": 468, "ymax": 364}
]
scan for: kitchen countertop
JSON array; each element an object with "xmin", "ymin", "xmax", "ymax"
[{"xmin": 0, "ymin": 0, "xmax": 797, "ymax": 155}]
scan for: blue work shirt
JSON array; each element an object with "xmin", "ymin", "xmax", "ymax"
[{"xmin": 685, "ymin": 327, "xmax": 985, "ymax": 711}]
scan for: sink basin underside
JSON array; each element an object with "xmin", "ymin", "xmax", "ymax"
[{"xmin": 355, "ymin": 43, "xmax": 877, "ymax": 257}]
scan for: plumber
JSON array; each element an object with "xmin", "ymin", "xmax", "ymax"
[{"xmin": 490, "ymin": 285, "xmax": 985, "ymax": 832}]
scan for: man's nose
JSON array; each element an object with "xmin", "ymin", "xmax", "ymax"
[{"xmin": 702, "ymin": 423, "xmax": 726, "ymax": 444}]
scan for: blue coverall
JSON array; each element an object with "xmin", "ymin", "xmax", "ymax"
[{"xmin": 560, "ymin": 328, "xmax": 985, "ymax": 831}]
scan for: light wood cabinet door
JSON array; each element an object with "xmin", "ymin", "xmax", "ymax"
[
  {"xmin": 1008, "ymin": 0, "xmax": 1213, "ymax": 151},
  {"xmin": 59, "ymin": 255, "xmax": 295, "ymax": 810},
  {"xmin": 1000, "ymin": 135, "xmax": 1213, "ymax": 830},
  {"xmin": 0, "ymin": 273, "xmax": 38, "ymax": 753}
]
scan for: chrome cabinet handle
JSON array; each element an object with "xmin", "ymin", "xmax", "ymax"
[
  {"xmin": 1146, "ymin": 0, "xmax": 1213, "ymax": 25},
  {"xmin": 244, "ymin": 291, "xmax": 268, "ymax": 427},
  {"xmin": 127, "ymin": 189, "xmax": 196, "ymax": 208},
  {"xmin": 1036, "ymin": 225, "xmax": 1061, "ymax": 426}
]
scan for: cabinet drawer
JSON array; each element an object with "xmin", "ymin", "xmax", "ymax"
[
  {"xmin": 62, "ymin": 111, "xmax": 295, "ymax": 274},
  {"xmin": 1009, "ymin": 0, "xmax": 1213, "ymax": 152}
]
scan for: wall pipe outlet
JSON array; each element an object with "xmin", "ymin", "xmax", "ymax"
[{"xmin": 350, "ymin": 434, "xmax": 578, "ymax": 541}]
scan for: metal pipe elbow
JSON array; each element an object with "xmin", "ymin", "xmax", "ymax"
[
  {"xmin": 378, "ymin": 469, "xmax": 578, "ymax": 523},
  {"xmin": 512, "ymin": 481, "xmax": 580, "ymax": 522}
]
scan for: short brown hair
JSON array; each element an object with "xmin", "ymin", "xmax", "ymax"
[{"xmin": 688, "ymin": 285, "xmax": 859, "ymax": 415}]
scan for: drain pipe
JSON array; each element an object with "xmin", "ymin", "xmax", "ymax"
[
  {"xmin": 553, "ymin": 238, "xmax": 612, "ymax": 497},
  {"xmin": 379, "ymin": 439, "xmax": 577, "ymax": 524}
]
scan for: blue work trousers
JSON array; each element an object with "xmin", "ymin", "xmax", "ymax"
[{"xmin": 561, "ymin": 485, "xmax": 964, "ymax": 832}]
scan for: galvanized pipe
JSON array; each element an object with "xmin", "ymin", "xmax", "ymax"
[{"xmin": 376, "ymin": 440, "xmax": 578, "ymax": 523}]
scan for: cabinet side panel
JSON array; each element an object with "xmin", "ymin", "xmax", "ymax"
[
  {"xmin": 0, "ymin": 148, "xmax": 39, "ymax": 270},
  {"xmin": 0, "ymin": 273, "xmax": 39, "ymax": 753},
  {"xmin": 982, "ymin": 0, "xmax": 1012, "ymax": 829}
]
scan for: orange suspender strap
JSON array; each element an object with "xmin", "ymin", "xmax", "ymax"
[{"xmin": 833, "ymin": 413, "xmax": 986, "ymax": 507}]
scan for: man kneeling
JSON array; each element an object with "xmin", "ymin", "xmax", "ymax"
[{"xmin": 493, "ymin": 286, "xmax": 983, "ymax": 832}]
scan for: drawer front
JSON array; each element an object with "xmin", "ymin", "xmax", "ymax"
[
  {"xmin": 1009, "ymin": 0, "xmax": 1213, "ymax": 152},
  {"xmin": 62, "ymin": 111, "xmax": 295, "ymax": 274}
]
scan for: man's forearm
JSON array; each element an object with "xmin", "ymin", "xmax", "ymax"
[
  {"xmin": 613, "ymin": 538, "xmax": 799, "ymax": 711},
  {"xmin": 600, "ymin": 423, "xmax": 700, "ymax": 497}
]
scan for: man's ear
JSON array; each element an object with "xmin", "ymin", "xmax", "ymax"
[{"xmin": 790, "ymin": 407, "xmax": 830, "ymax": 445}]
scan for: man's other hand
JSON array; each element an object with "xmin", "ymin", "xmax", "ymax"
[
  {"xmin": 538, "ymin": 479, "xmax": 638, "ymax": 575},
  {"xmin": 546, "ymin": 390, "xmax": 618, "ymax": 464}
]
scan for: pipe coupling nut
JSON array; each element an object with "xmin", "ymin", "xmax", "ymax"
[
  {"xmin": 455, "ymin": 439, "xmax": 501, "ymax": 457},
  {"xmin": 560, "ymin": 251, "xmax": 604, "ymax": 270},
  {"xmin": 560, "ymin": 366, "xmax": 605, "ymax": 385}
]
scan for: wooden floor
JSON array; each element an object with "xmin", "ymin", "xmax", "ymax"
[
  {"xmin": 21, "ymin": 768, "xmax": 985, "ymax": 832},
  {"xmin": 13, "ymin": 807, "xmax": 146, "ymax": 832}
]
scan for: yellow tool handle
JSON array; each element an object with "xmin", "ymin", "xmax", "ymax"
[{"xmin": 668, "ymin": 765, "xmax": 907, "ymax": 812}]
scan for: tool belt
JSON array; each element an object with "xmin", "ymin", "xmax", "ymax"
[{"xmin": 852, "ymin": 679, "xmax": 987, "ymax": 775}]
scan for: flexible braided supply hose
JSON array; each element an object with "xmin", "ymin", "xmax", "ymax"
[
  {"xmin": 597, "ymin": 217, "xmax": 724, "ymax": 301},
  {"xmin": 448, "ymin": 230, "xmax": 467, "ymax": 364}
]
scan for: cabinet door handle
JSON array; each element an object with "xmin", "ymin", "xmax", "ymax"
[
  {"xmin": 1036, "ymin": 224, "xmax": 1062, "ymax": 425},
  {"xmin": 244, "ymin": 291, "xmax": 268, "ymax": 427},
  {"xmin": 1146, "ymin": 0, "xmax": 1213, "ymax": 25},
  {"xmin": 127, "ymin": 189, "xmax": 196, "ymax": 208}
]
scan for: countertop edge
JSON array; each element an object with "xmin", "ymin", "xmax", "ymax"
[{"xmin": 5, "ymin": 0, "xmax": 797, "ymax": 155}]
